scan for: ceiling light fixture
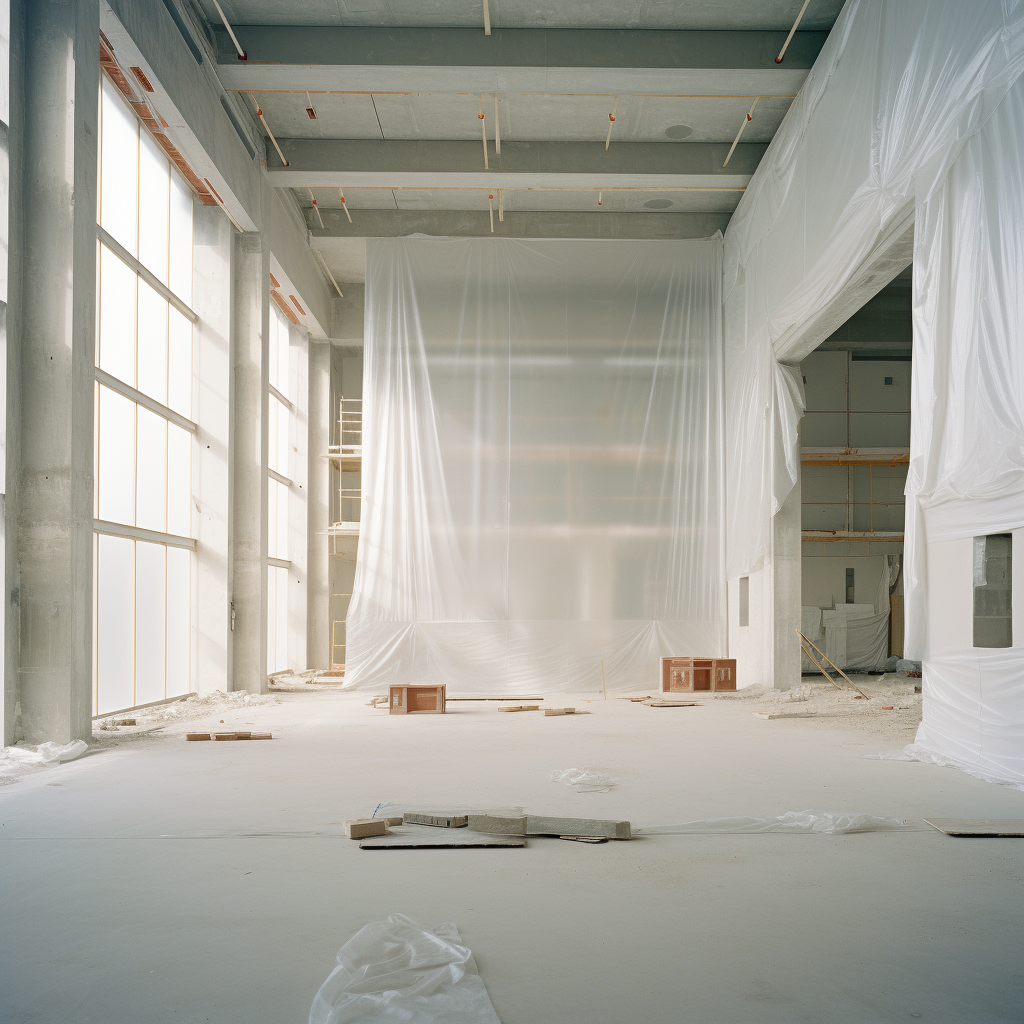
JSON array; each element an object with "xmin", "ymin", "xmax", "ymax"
[
  {"xmin": 664, "ymin": 124, "xmax": 693, "ymax": 140},
  {"xmin": 211, "ymin": 0, "xmax": 247, "ymax": 59},
  {"xmin": 605, "ymin": 96, "xmax": 619, "ymax": 151},
  {"xmin": 723, "ymin": 97, "xmax": 759, "ymax": 167},
  {"xmin": 776, "ymin": 0, "xmax": 813, "ymax": 63}
]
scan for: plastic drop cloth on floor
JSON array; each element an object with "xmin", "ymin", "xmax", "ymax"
[
  {"xmin": 635, "ymin": 811, "xmax": 914, "ymax": 836},
  {"xmin": 309, "ymin": 915, "xmax": 501, "ymax": 1024},
  {"xmin": 550, "ymin": 767, "xmax": 618, "ymax": 793}
]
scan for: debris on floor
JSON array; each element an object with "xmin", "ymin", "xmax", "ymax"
[
  {"xmin": 644, "ymin": 699, "xmax": 699, "ymax": 708},
  {"xmin": 309, "ymin": 916, "xmax": 502, "ymax": 1024},
  {"xmin": 467, "ymin": 814, "xmax": 631, "ymax": 839},
  {"xmin": 497, "ymin": 704, "xmax": 540, "ymax": 712},
  {"xmin": 923, "ymin": 818, "xmax": 1024, "ymax": 836},
  {"xmin": 550, "ymin": 767, "xmax": 617, "ymax": 793},
  {"xmin": 634, "ymin": 810, "xmax": 917, "ymax": 836},
  {"xmin": 403, "ymin": 812, "xmax": 468, "ymax": 828},
  {"xmin": 186, "ymin": 731, "xmax": 272, "ymax": 741},
  {"xmin": 545, "ymin": 707, "xmax": 588, "ymax": 716},
  {"xmin": 344, "ymin": 818, "xmax": 388, "ymax": 839}
]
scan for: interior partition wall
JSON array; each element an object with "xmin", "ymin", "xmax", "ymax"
[{"xmin": 93, "ymin": 75, "xmax": 195, "ymax": 715}]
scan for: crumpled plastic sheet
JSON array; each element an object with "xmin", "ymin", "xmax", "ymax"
[
  {"xmin": 550, "ymin": 768, "xmax": 617, "ymax": 793},
  {"xmin": 1, "ymin": 740, "xmax": 88, "ymax": 766},
  {"xmin": 309, "ymin": 914, "xmax": 501, "ymax": 1024},
  {"xmin": 634, "ymin": 811, "xmax": 915, "ymax": 836},
  {"xmin": 863, "ymin": 744, "xmax": 1024, "ymax": 792}
]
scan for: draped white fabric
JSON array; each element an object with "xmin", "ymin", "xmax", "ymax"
[
  {"xmin": 906, "ymin": 78, "xmax": 1024, "ymax": 788},
  {"xmin": 724, "ymin": 0, "xmax": 1024, "ymax": 579},
  {"xmin": 344, "ymin": 237, "xmax": 725, "ymax": 693}
]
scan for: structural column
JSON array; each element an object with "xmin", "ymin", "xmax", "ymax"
[
  {"xmin": 772, "ymin": 426, "xmax": 803, "ymax": 690},
  {"xmin": 306, "ymin": 339, "xmax": 331, "ymax": 669},
  {"xmin": 231, "ymin": 233, "xmax": 269, "ymax": 693},
  {"xmin": 14, "ymin": 0, "xmax": 99, "ymax": 743}
]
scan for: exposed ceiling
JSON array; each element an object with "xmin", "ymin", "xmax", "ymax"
[{"xmin": 196, "ymin": 1, "xmax": 844, "ymax": 287}]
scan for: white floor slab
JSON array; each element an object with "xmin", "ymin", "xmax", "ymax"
[{"xmin": 1, "ymin": 689, "xmax": 1022, "ymax": 1023}]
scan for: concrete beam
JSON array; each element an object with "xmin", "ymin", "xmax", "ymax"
[
  {"xmin": 310, "ymin": 210, "xmax": 730, "ymax": 239},
  {"xmin": 215, "ymin": 27, "xmax": 826, "ymax": 94},
  {"xmin": 268, "ymin": 139, "xmax": 763, "ymax": 190}
]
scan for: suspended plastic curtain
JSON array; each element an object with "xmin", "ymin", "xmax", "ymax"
[
  {"xmin": 905, "ymin": 76, "xmax": 1024, "ymax": 788},
  {"xmin": 345, "ymin": 237, "xmax": 725, "ymax": 693},
  {"xmin": 723, "ymin": 0, "xmax": 1024, "ymax": 580}
]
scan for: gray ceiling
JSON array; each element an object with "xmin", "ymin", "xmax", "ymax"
[
  {"xmin": 197, "ymin": 0, "xmax": 844, "ymax": 285},
  {"xmin": 201, "ymin": 0, "xmax": 845, "ymax": 31}
]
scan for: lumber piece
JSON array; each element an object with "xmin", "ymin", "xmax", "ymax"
[
  {"xmin": 360, "ymin": 828, "xmax": 526, "ymax": 849},
  {"xmin": 186, "ymin": 733, "xmax": 211, "ymax": 741},
  {"xmin": 467, "ymin": 814, "xmax": 528, "ymax": 836},
  {"xmin": 796, "ymin": 630, "xmax": 870, "ymax": 699},
  {"xmin": 113, "ymin": 718, "xmax": 137, "ymax": 726},
  {"xmin": 403, "ymin": 812, "xmax": 468, "ymax": 828},
  {"xmin": 214, "ymin": 733, "xmax": 240, "ymax": 741},
  {"xmin": 924, "ymin": 818, "xmax": 1024, "ymax": 837},
  {"xmin": 445, "ymin": 696, "xmax": 545, "ymax": 701},
  {"xmin": 559, "ymin": 835, "xmax": 609, "ymax": 844},
  {"xmin": 545, "ymin": 708, "xmax": 577, "ymax": 716},
  {"xmin": 383, "ymin": 817, "xmax": 404, "ymax": 827},
  {"xmin": 644, "ymin": 700, "xmax": 699, "ymax": 708},
  {"xmin": 526, "ymin": 815, "xmax": 631, "ymax": 840},
  {"xmin": 343, "ymin": 818, "xmax": 388, "ymax": 839},
  {"xmin": 498, "ymin": 704, "xmax": 540, "ymax": 712}
]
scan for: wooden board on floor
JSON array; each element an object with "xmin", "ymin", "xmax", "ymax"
[
  {"xmin": 360, "ymin": 825, "xmax": 526, "ymax": 849},
  {"xmin": 924, "ymin": 818, "xmax": 1024, "ymax": 836}
]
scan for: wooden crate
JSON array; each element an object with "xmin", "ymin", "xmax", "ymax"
[
  {"xmin": 661, "ymin": 657, "xmax": 736, "ymax": 693},
  {"xmin": 389, "ymin": 684, "xmax": 446, "ymax": 715}
]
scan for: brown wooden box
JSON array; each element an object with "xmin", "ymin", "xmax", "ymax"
[
  {"xmin": 661, "ymin": 657, "xmax": 737, "ymax": 693},
  {"xmin": 389, "ymin": 684, "xmax": 447, "ymax": 714}
]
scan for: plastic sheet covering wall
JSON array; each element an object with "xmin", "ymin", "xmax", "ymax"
[
  {"xmin": 904, "ymin": 77, "xmax": 1024, "ymax": 788},
  {"xmin": 724, "ymin": 0, "xmax": 1024, "ymax": 580},
  {"xmin": 344, "ymin": 237, "xmax": 725, "ymax": 693}
]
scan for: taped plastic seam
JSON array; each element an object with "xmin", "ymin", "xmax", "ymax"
[
  {"xmin": 635, "ymin": 811, "xmax": 914, "ymax": 835},
  {"xmin": 345, "ymin": 237, "xmax": 726, "ymax": 692},
  {"xmin": 723, "ymin": 0, "xmax": 1024, "ymax": 581},
  {"xmin": 309, "ymin": 915, "xmax": 501, "ymax": 1024}
]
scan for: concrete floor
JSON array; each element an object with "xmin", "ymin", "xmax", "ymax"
[{"xmin": 1, "ymin": 690, "xmax": 1022, "ymax": 1024}]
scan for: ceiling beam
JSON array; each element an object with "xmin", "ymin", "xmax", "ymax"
[
  {"xmin": 214, "ymin": 27, "xmax": 825, "ymax": 94},
  {"xmin": 266, "ymin": 139, "xmax": 763, "ymax": 190},
  {"xmin": 309, "ymin": 210, "xmax": 731, "ymax": 239}
]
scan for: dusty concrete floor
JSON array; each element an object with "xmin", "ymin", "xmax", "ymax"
[{"xmin": 1, "ymin": 686, "xmax": 1022, "ymax": 1023}]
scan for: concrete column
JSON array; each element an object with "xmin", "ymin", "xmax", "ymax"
[
  {"xmin": 287, "ymin": 322, "xmax": 308, "ymax": 671},
  {"xmin": 772, "ymin": 437, "xmax": 802, "ymax": 690},
  {"xmin": 230, "ymin": 233, "xmax": 269, "ymax": 693},
  {"xmin": 307, "ymin": 339, "xmax": 330, "ymax": 669},
  {"xmin": 193, "ymin": 202, "xmax": 234, "ymax": 693},
  {"xmin": 14, "ymin": 0, "xmax": 99, "ymax": 743}
]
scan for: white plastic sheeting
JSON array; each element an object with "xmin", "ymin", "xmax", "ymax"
[
  {"xmin": 724, "ymin": 0, "xmax": 1024, "ymax": 579},
  {"xmin": 901, "ymin": 76, "xmax": 1024, "ymax": 788},
  {"xmin": 345, "ymin": 237, "xmax": 725, "ymax": 693},
  {"xmin": 309, "ymin": 915, "xmax": 501, "ymax": 1024},
  {"xmin": 635, "ymin": 811, "xmax": 914, "ymax": 836}
]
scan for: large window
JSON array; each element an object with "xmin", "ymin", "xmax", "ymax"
[
  {"xmin": 267, "ymin": 304, "xmax": 293, "ymax": 673},
  {"xmin": 94, "ymin": 76, "xmax": 195, "ymax": 714}
]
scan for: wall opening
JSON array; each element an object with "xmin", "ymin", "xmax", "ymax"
[
  {"xmin": 973, "ymin": 534, "xmax": 1012, "ymax": 648},
  {"xmin": 845, "ymin": 567, "xmax": 855, "ymax": 603}
]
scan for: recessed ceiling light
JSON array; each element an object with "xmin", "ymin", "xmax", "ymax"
[
  {"xmin": 664, "ymin": 124, "xmax": 693, "ymax": 140},
  {"xmin": 643, "ymin": 199, "xmax": 673, "ymax": 210}
]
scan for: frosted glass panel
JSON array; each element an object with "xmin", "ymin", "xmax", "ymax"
[
  {"xmin": 97, "ymin": 386, "xmax": 136, "ymax": 525},
  {"xmin": 270, "ymin": 306, "xmax": 290, "ymax": 397},
  {"xmin": 169, "ymin": 174, "xmax": 193, "ymax": 306},
  {"xmin": 167, "ymin": 308, "xmax": 192, "ymax": 418},
  {"xmin": 269, "ymin": 396, "xmax": 289, "ymax": 476},
  {"xmin": 137, "ymin": 281, "xmax": 168, "ymax": 406},
  {"xmin": 135, "ymin": 541, "xmax": 166, "ymax": 705},
  {"xmin": 138, "ymin": 131, "xmax": 170, "ymax": 284},
  {"xmin": 268, "ymin": 478, "xmax": 288, "ymax": 559},
  {"xmin": 99, "ymin": 245, "xmax": 137, "ymax": 385},
  {"xmin": 100, "ymin": 78, "xmax": 138, "ymax": 256},
  {"xmin": 166, "ymin": 547, "xmax": 191, "ymax": 696},
  {"xmin": 136, "ymin": 407, "xmax": 167, "ymax": 533},
  {"xmin": 267, "ymin": 565, "xmax": 288, "ymax": 673},
  {"xmin": 97, "ymin": 535, "xmax": 135, "ymax": 714},
  {"xmin": 167, "ymin": 423, "xmax": 191, "ymax": 537}
]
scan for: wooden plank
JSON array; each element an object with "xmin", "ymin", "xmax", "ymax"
[
  {"xmin": 360, "ymin": 826, "xmax": 526, "ymax": 849},
  {"xmin": 498, "ymin": 705, "xmax": 540, "ymax": 712},
  {"xmin": 445, "ymin": 696, "xmax": 545, "ymax": 701},
  {"xmin": 645, "ymin": 700, "xmax": 699, "ymax": 708},
  {"xmin": 924, "ymin": 819, "xmax": 1024, "ymax": 837}
]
